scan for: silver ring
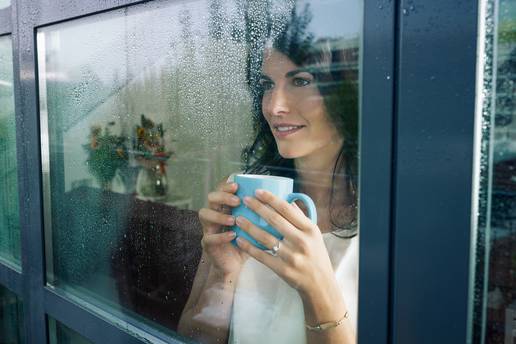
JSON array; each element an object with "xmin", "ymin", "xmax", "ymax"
[{"xmin": 271, "ymin": 241, "xmax": 281, "ymax": 256}]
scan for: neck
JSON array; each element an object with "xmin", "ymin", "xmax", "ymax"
[{"xmin": 294, "ymin": 138, "xmax": 344, "ymax": 206}]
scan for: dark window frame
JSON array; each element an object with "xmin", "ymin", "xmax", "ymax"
[{"xmin": 0, "ymin": 0, "xmax": 478, "ymax": 343}]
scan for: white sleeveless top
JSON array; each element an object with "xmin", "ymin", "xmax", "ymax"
[{"xmin": 229, "ymin": 234, "xmax": 358, "ymax": 344}]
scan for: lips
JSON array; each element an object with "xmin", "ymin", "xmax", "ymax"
[{"xmin": 272, "ymin": 124, "xmax": 305, "ymax": 138}]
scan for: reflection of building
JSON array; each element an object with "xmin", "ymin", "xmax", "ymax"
[
  {"xmin": 0, "ymin": 132, "xmax": 20, "ymax": 261},
  {"xmin": 314, "ymin": 37, "xmax": 360, "ymax": 83},
  {"xmin": 493, "ymin": 46, "xmax": 516, "ymax": 162},
  {"xmin": 485, "ymin": 41, "xmax": 516, "ymax": 344}
]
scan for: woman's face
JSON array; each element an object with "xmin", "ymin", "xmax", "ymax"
[{"xmin": 260, "ymin": 49, "xmax": 342, "ymax": 160}]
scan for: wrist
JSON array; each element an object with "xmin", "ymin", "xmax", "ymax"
[
  {"xmin": 209, "ymin": 266, "xmax": 240, "ymax": 286},
  {"xmin": 300, "ymin": 278, "xmax": 346, "ymax": 326}
]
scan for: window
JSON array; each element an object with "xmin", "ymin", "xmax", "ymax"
[
  {"xmin": 0, "ymin": 1, "xmax": 10, "ymax": 10},
  {"xmin": 0, "ymin": 285, "xmax": 23, "ymax": 344},
  {"xmin": 38, "ymin": 0, "xmax": 362, "ymax": 341},
  {"xmin": 0, "ymin": 0, "xmax": 481, "ymax": 343},
  {"xmin": 470, "ymin": 0, "xmax": 516, "ymax": 342},
  {"xmin": 0, "ymin": 34, "xmax": 20, "ymax": 269}
]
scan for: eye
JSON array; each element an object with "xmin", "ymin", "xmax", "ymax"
[
  {"xmin": 258, "ymin": 78, "xmax": 274, "ymax": 91},
  {"xmin": 292, "ymin": 77, "xmax": 311, "ymax": 87}
]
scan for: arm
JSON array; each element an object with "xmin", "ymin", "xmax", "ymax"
[
  {"xmin": 302, "ymin": 281, "xmax": 355, "ymax": 344},
  {"xmin": 178, "ymin": 254, "xmax": 239, "ymax": 343},
  {"xmin": 234, "ymin": 189, "xmax": 356, "ymax": 343},
  {"xmin": 178, "ymin": 181, "xmax": 247, "ymax": 343}
]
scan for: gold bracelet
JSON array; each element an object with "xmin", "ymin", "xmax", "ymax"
[{"xmin": 305, "ymin": 311, "xmax": 349, "ymax": 332}]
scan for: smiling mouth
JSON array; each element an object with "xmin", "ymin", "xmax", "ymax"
[{"xmin": 272, "ymin": 125, "xmax": 305, "ymax": 137}]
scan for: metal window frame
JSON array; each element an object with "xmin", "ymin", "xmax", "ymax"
[
  {"xmin": 0, "ymin": 261, "xmax": 21, "ymax": 296},
  {"xmin": 0, "ymin": 7, "xmax": 10, "ymax": 35},
  {"xmin": 0, "ymin": 4, "xmax": 20, "ymax": 298},
  {"xmin": 0, "ymin": 0, "xmax": 481, "ymax": 343},
  {"xmin": 389, "ymin": 1, "xmax": 478, "ymax": 343},
  {"xmin": 357, "ymin": 1, "xmax": 396, "ymax": 343},
  {"xmin": 5, "ymin": 0, "xmax": 395, "ymax": 343}
]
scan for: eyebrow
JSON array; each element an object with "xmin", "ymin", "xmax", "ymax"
[
  {"xmin": 260, "ymin": 69, "xmax": 313, "ymax": 80},
  {"xmin": 285, "ymin": 69, "xmax": 309, "ymax": 78}
]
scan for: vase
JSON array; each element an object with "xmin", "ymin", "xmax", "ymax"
[
  {"xmin": 136, "ymin": 162, "xmax": 169, "ymax": 199},
  {"xmin": 99, "ymin": 180, "xmax": 112, "ymax": 192}
]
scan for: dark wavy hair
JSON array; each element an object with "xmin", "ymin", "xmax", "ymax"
[{"xmin": 242, "ymin": 5, "xmax": 359, "ymax": 238}]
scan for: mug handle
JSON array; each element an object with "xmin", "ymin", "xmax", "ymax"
[{"xmin": 286, "ymin": 193, "xmax": 318, "ymax": 224}]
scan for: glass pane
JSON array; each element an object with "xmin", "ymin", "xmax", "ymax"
[
  {"xmin": 0, "ymin": 35, "xmax": 21, "ymax": 268},
  {"xmin": 470, "ymin": 0, "xmax": 516, "ymax": 343},
  {"xmin": 38, "ymin": 0, "xmax": 361, "ymax": 342},
  {"xmin": 48, "ymin": 318, "xmax": 92, "ymax": 344},
  {"xmin": 0, "ymin": 0, "xmax": 10, "ymax": 10},
  {"xmin": 0, "ymin": 285, "xmax": 23, "ymax": 344}
]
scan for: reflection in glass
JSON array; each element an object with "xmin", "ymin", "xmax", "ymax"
[
  {"xmin": 38, "ymin": 0, "xmax": 361, "ymax": 341},
  {"xmin": 470, "ymin": 0, "xmax": 516, "ymax": 343},
  {"xmin": 48, "ymin": 318, "xmax": 92, "ymax": 344},
  {"xmin": 0, "ymin": 35, "xmax": 21, "ymax": 268},
  {"xmin": 0, "ymin": 0, "xmax": 10, "ymax": 10},
  {"xmin": 178, "ymin": 2, "xmax": 361, "ymax": 343},
  {"xmin": 0, "ymin": 285, "xmax": 23, "ymax": 344}
]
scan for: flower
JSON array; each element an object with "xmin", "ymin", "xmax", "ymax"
[
  {"xmin": 133, "ymin": 114, "xmax": 173, "ymax": 166},
  {"xmin": 83, "ymin": 122, "xmax": 128, "ymax": 188}
]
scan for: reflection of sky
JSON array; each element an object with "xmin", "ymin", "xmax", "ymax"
[
  {"xmin": 500, "ymin": 0, "xmax": 516, "ymax": 22},
  {"xmin": 308, "ymin": 0, "xmax": 362, "ymax": 39},
  {"xmin": 0, "ymin": 0, "xmax": 9, "ymax": 10},
  {"xmin": 38, "ymin": 0, "xmax": 362, "ymax": 83},
  {"xmin": 0, "ymin": 36, "xmax": 13, "ymax": 90}
]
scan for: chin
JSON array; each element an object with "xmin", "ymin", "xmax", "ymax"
[{"xmin": 277, "ymin": 147, "xmax": 303, "ymax": 159}]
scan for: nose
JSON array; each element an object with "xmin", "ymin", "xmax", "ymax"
[{"xmin": 266, "ymin": 85, "xmax": 290, "ymax": 116}]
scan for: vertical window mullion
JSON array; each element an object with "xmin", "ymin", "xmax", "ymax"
[
  {"xmin": 357, "ymin": 1, "xmax": 397, "ymax": 343},
  {"xmin": 391, "ymin": 1, "xmax": 479, "ymax": 343},
  {"xmin": 12, "ymin": 0, "xmax": 49, "ymax": 341}
]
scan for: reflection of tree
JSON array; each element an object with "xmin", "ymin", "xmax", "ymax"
[
  {"xmin": 495, "ymin": 47, "xmax": 516, "ymax": 126},
  {"xmin": 47, "ymin": 66, "xmax": 111, "ymax": 132},
  {"xmin": 208, "ymin": 0, "xmax": 224, "ymax": 40},
  {"xmin": 0, "ymin": 44, "xmax": 20, "ymax": 263}
]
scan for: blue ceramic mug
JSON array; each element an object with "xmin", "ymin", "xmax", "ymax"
[{"xmin": 231, "ymin": 174, "xmax": 317, "ymax": 250}]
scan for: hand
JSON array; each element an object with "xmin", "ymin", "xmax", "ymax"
[
  {"xmin": 199, "ymin": 182, "xmax": 248, "ymax": 276},
  {"xmin": 234, "ymin": 189, "xmax": 341, "ymax": 305}
]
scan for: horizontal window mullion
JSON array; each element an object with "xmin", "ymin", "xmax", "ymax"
[
  {"xmin": 0, "ymin": 261, "xmax": 22, "ymax": 296},
  {"xmin": 0, "ymin": 7, "xmax": 11, "ymax": 35},
  {"xmin": 20, "ymin": 0, "xmax": 146, "ymax": 28},
  {"xmin": 44, "ymin": 288, "xmax": 190, "ymax": 344}
]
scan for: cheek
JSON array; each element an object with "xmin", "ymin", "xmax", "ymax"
[{"xmin": 261, "ymin": 96, "xmax": 273, "ymax": 124}]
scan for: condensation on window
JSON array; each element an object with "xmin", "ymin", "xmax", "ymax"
[
  {"xmin": 37, "ymin": 0, "xmax": 362, "ymax": 340},
  {"xmin": 469, "ymin": 0, "xmax": 516, "ymax": 343},
  {"xmin": 0, "ymin": 0, "xmax": 10, "ymax": 10},
  {"xmin": 0, "ymin": 285, "xmax": 23, "ymax": 344},
  {"xmin": 0, "ymin": 35, "xmax": 21, "ymax": 268}
]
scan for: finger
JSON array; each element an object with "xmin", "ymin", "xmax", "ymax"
[
  {"xmin": 254, "ymin": 190, "xmax": 314, "ymax": 232},
  {"xmin": 217, "ymin": 182, "xmax": 238, "ymax": 193},
  {"xmin": 242, "ymin": 196, "xmax": 305, "ymax": 243},
  {"xmin": 290, "ymin": 201, "xmax": 307, "ymax": 217},
  {"xmin": 201, "ymin": 231, "xmax": 237, "ymax": 249},
  {"xmin": 236, "ymin": 237, "xmax": 285, "ymax": 274},
  {"xmin": 208, "ymin": 191, "xmax": 240, "ymax": 210},
  {"xmin": 199, "ymin": 208, "xmax": 235, "ymax": 233},
  {"xmin": 235, "ymin": 216, "xmax": 292, "ymax": 258}
]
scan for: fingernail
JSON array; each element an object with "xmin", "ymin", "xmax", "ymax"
[
  {"xmin": 243, "ymin": 196, "xmax": 251, "ymax": 205},
  {"xmin": 226, "ymin": 216, "xmax": 235, "ymax": 226},
  {"xmin": 236, "ymin": 237, "xmax": 245, "ymax": 245},
  {"xmin": 231, "ymin": 196, "xmax": 240, "ymax": 204},
  {"xmin": 228, "ymin": 231, "xmax": 236, "ymax": 238},
  {"xmin": 235, "ymin": 216, "xmax": 243, "ymax": 225},
  {"xmin": 255, "ymin": 189, "xmax": 264, "ymax": 196}
]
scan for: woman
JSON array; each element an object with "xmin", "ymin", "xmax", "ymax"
[{"xmin": 178, "ymin": 22, "xmax": 358, "ymax": 344}]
